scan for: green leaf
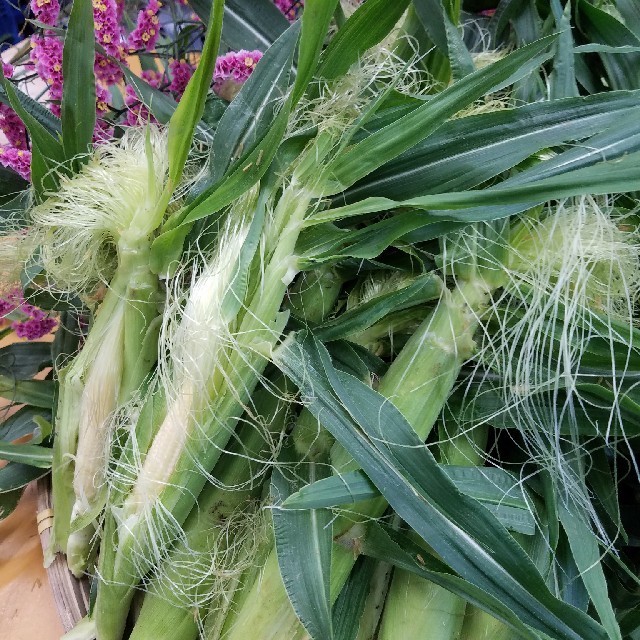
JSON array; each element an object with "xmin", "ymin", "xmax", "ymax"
[
  {"xmin": 0, "ymin": 376, "xmax": 55, "ymax": 409},
  {"xmin": 167, "ymin": 0, "xmax": 225, "ymax": 192},
  {"xmin": 0, "ymin": 488, "xmax": 22, "ymax": 521},
  {"xmin": 332, "ymin": 556, "xmax": 377, "ymax": 640},
  {"xmin": 0, "ymin": 342, "xmax": 53, "ymax": 380},
  {"xmin": 61, "ymin": 0, "xmax": 96, "ymax": 168},
  {"xmin": 311, "ymin": 151, "xmax": 640, "ymax": 227},
  {"xmin": 559, "ymin": 501, "xmax": 621, "ymax": 639},
  {"xmin": 0, "ymin": 441, "xmax": 53, "ymax": 468},
  {"xmin": 0, "ymin": 84, "xmax": 61, "ymax": 137},
  {"xmin": 617, "ymin": 0, "xmax": 640, "ymax": 40},
  {"xmin": 274, "ymin": 333, "xmax": 607, "ymax": 640},
  {"xmin": 272, "ymin": 463, "xmax": 334, "ymax": 640},
  {"xmin": 315, "ymin": 273, "xmax": 442, "ymax": 342},
  {"xmin": 549, "ymin": 0, "xmax": 579, "ymax": 99},
  {"xmin": 0, "ymin": 461, "xmax": 48, "ymax": 492},
  {"xmin": 121, "ymin": 67, "xmax": 178, "ymax": 124},
  {"xmin": 0, "ymin": 66, "xmax": 66, "ymax": 198},
  {"xmin": 317, "ymin": 0, "xmax": 412, "ymax": 80},
  {"xmin": 205, "ymin": 21, "xmax": 301, "ymax": 187},
  {"xmin": 190, "ymin": 0, "xmax": 289, "ymax": 49},
  {"xmin": 359, "ymin": 523, "xmax": 539, "ymax": 640},
  {"xmin": 412, "ymin": 0, "xmax": 475, "ymax": 80},
  {"xmin": 342, "ymin": 91, "xmax": 640, "ymax": 202},
  {"xmin": 0, "ymin": 166, "xmax": 28, "ymax": 203},
  {"xmin": 327, "ymin": 34, "xmax": 556, "ymax": 191},
  {"xmin": 284, "ymin": 466, "xmax": 535, "ymax": 534},
  {"xmin": 292, "ymin": 0, "xmax": 340, "ymax": 104},
  {"xmin": 0, "ymin": 406, "xmax": 52, "ymax": 443},
  {"xmin": 577, "ymin": 0, "xmax": 640, "ymax": 90}
]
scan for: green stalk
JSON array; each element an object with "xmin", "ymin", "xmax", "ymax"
[{"xmin": 222, "ymin": 277, "xmax": 492, "ymax": 639}]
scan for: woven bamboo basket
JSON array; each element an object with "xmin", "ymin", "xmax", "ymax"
[{"xmin": 36, "ymin": 476, "xmax": 91, "ymax": 633}]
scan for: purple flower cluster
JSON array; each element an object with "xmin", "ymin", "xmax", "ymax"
[
  {"xmin": 0, "ymin": 288, "xmax": 57, "ymax": 340},
  {"xmin": 93, "ymin": 0, "xmax": 126, "ymax": 85},
  {"xmin": 0, "ymin": 103, "xmax": 28, "ymax": 150},
  {"xmin": 213, "ymin": 50, "xmax": 262, "ymax": 100},
  {"xmin": 0, "ymin": 147, "xmax": 31, "ymax": 180},
  {"xmin": 274, "ymin": 0, "xmax": 304, "ymax": 22},
  {"xmin": 168, "ymin": 58, "xmax": 193, "ymax": 98},
  {"xmin": 128, "ymin": 0, "xmax": 162, "ymax": 52},
  {"xmin": 2, "ymin": 62, "xmax": 13, "ymax": 79},
  {"xmin": 30, "ymin": 0, "xmax": 60, "ymax": 26},
  {"xmin": 30, "ymin": 35, "xmax": 64, "ymax": 116}
]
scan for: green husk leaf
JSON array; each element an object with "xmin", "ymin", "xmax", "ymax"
[
  {"xmin": 274, "ymin": 332, "xmax": 607, "ymax": 640},
  {"xmin": 61, "ymin": 0, "xmax": 96, "ymax": 168},
  {"xmin": 272, "ymin": 462, "xmax": 334, "ymax": 640}
]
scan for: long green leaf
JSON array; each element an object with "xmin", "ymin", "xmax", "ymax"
[
  {"xmin": 342, "ymin": 91, "xmax": 640, "ymax": 202},
  {"xmin": 327, "ymin": 34, "xmax": 556, "ymax": 190},
  {"xmin": 61, "ymin": 0, "xmax": 96, "ymax": 167},
  {"xmin": 0, "ymin": 406, "xmax": 51, "ymax": 443},
  {"xmin": 284, "ymin": 467, "xmax": 535, "ymax": 534},
  {"xmin": 274, "ymin": 333, "xmax": 607, "ymax": 640},
  {"xmin": 332, "ymin": 556, "xmax": 378, "ymax": 640},
  {"xmin": 0, "ymin": 376, "xmax": 55, "ymax": 409},
  {"xmin": 549, "ymin": 0, "xmax": 579, "ymax": 99},
  {"xmin": 0, "ymin": 441, "xmax": 52, "ymax": 468},
  {"xmin": 190, "ymin": 0, "xmax": 289, "ymax": 49},
  {"xmin": 315, "ymin": 273, "xmax": 442, "ymax": 341},
  {"xmin": 121, "ymin": 66, "xmax": 178, "ymax": 124},
  {"xmin": 0, "ymin": 85, "xmax": 61, "ymax": 136},
  {"xmin": 272, "ymin": 464, "xmax": 334, "ymax": 640},
  {"xmin": 360, "ymin": 523, "xmax": 540, "ymax": 640},
  {"xmin": 0, "ymin": 66, "xmax": 66, "ymax": 198},
  {"xmin": 617, "ymin": 0, "xmax": 640, "ymax": 40},
  {"xmin": 317, "ymin": 0, "xmax": 412, "ymax": 79},
  {"xmin": 0, "ymin": 342, "xmax": 52, "ymax": 380},
  {"xmin": 412, "ymin": 0, "xmax": 475, "ymax": 80},
  {"xmin": 559, "ymin": 502, "xmax": 621, "ymax": 639},
  {"xmin": 292, "ymin": 0, "xmax": 340, "ymax": 104},
  {"xmin": 577, "ymin": 0, "xmax": 640, "ymax": 90},
  {"xmin": 308, "ymin": 151, "xmax": 640, "ymax": 229},
  {"xmin": 0, "ymin": 486, "xmax": 23, "ymax": 520},
  {"xmin": 0, "ymin": 461, "xmax": 47, "ymax": 492},
  {"xmin": 167, "ymin": 0, "xmax": 224, "ymax": 191},
  {"xmin": 206, "ymin": 21, "xmax": 300, "ymax": 186}
]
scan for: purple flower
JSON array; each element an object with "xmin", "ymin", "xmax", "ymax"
[
  {"xmin": 274, "ymin": 0, "xmax": 304, "ymax": 22},
  {"xmin": 0, "ymin": 104, "xmax": 28, "ymax": 150},
  {"xmin": 168, "ymin": 59, "xmax": 193, "ymax": 98},
  {"xmin": 0, "ymin": 288, "xmax": 57, "ymax": 340},
  {"xmin": 127, "ymin": 0, "xmax": 162, "ymax": 52},
  {"xmin": 2, "ymin": 62, "xmax": 13, "ymax": 78},
  {"xmin": 93, "ymin": 0, "xmax": 122, "ymax": 58},
  {"xmin": 30, "ymin": 0, "xmax": 60, "ymax": 26},
  {"xmin": 0, "ymin": 146, "xmax": 31, "ymax": 180},
  {"xmin": 213, "ymin": 49, "xmax": 262, "ymax": 100},
  {"xmin": 13, "ymin": 316, "xmax": 57, "ymax": 340},
  {"xmin": 30, "ymin": 34, "xmax": 64, "ymax": 116}
]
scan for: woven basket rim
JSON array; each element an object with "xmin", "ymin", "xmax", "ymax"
[{"xmin": 36, "ymin": 475, "xmax": 91, "ymax": 633}]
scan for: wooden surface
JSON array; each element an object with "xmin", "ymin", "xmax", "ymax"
[{"xmin": 0, "ymin": 483, "xmax": 64, "ymax": 640}]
